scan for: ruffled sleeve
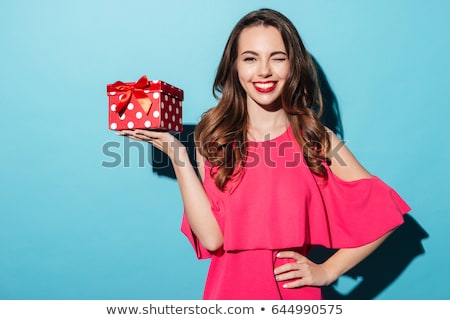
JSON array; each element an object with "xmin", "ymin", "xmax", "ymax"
[
  {"xmin": 309, "ymin": 166, "xmax": 411, "ymax": 248},
  {"xmin": 181, "ymin": 213, "xmax": 212, "ymax": 259}
]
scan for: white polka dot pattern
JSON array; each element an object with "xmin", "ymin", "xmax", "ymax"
[{"xmin": 107, "ymin": 79, "xmax": 183, "ymax": 132}]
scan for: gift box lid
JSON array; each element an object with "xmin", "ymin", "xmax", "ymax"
[{"xmin": 107, "ymin": 76, "xmax": 184, "ymax": 100}]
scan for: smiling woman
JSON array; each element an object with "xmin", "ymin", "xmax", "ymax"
[
  {"xmin": 236, "ymin": 25, "xmax": 289, "ymax": 110},
  {"xmin": 119, "ymin": 8, "xmax": 410, "ymax": 300},
  {"xmin": 237, "ymin": 25, "xmax": 290, "ymax": 142}
]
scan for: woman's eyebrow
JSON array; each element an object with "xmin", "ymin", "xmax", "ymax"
[{"xmin": 240, "ymin": 50, "xmax": 287, "ymax": 56}]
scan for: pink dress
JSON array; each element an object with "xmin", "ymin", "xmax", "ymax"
[{"xmin": 181, "ymin": 126, "xmax": 410, "ymax": 300}]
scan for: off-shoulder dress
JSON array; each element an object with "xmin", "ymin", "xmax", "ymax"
[{"xmin": 181, "ymin": 126, "xmax": 410, "ymax": 299}]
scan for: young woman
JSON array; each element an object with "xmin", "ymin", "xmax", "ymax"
[{"xmin": 119, "ymin": 8, "xmax": 410, "ymax": 299}]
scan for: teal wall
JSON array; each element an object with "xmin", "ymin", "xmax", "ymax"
[{"xmin": 1, "ymin": 0, "xmax": 448, "ymax": 299}]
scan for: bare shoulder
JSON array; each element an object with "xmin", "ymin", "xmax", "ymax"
[
  {"xmin": 195, "ymin": 148, "xmax": 206, "ymax": 182},
  {"xmin": 326, "ymin": 128, "xmax": 373, "ymax": 181}
]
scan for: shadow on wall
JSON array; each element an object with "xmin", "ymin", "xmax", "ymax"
[
  {"xmin": 313, "ymin": 56, "xmax": 344, "ymax": 139},
  {"xmin": 309, "ymin": 214, "xmax": 428, "ymax": 299},
  {"xmin": 150, "ymin": 58, "xmax": 428, "ymax": 300},
  {"xmin": 151, "ymin": 124, "xmax": 197, "ymax": 179}
]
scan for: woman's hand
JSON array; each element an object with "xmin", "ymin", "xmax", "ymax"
[
  {"xmin": 274, "ymin": 251, "xmax": 337, "ymax": 288},
  {"xmin": 117, "ymin": 129, "xmax": 186, "ymax": 163}
]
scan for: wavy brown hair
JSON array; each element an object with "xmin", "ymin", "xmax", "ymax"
[{"xmin": 195, "ymin": 8, "xmax": 331, "ymax": 191}]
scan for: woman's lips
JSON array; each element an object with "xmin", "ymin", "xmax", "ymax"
[{"xmin": 253, "ymin": 81, "xmax": 277, "ymax": 93}]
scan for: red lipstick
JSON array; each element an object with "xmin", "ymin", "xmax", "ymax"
[{"xmin": 253, "ymin": 81, "xmax": 277, "ymax": 93}]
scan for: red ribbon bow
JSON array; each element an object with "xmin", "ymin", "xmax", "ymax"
[{"xmin": 110, "ymin": 75, "xmax": 153, "ymax": 115}]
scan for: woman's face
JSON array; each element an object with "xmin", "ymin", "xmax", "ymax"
[{"xmin": 236, "ymin": 25, "xmax": 289, "ymax": 110}]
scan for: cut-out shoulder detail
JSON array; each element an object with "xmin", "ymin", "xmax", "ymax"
[
  {"xmin": 326, "ymin": 129, "xmax": 372, "ymax": 181},
  {"xmin": 327, "ymin": 164, "xmax": 375, "ymax": 183}
]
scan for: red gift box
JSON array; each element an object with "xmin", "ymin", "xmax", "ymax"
[{"xmin": 107, "ymin": 75, "xmax": 184, "ymax": 132}]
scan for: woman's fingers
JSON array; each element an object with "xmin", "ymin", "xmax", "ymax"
[
  {"xmin": 274, "ymin": 251, "xmax": 307, "ymax": 274},
  {"xmin": 134, "ymin": 129, "xmax": 165, "ymax": 138},
  {"xmin": 276, "ymin": 250, "xmax": 308, "ymax": 261},
  {"xmin": 118, "ymin": 129, "xmax": 159, "ymax": 139},
  {"xmin": 281, "ymin": 278, "xmax": 307, "ymax": 289},
  {"xmin": 275, "ymin": 266, "xmax": 302, "ymax": 280},
  {"xmin": 274, "ymin": 261, "xmax": 300, "ymax": 276},
  {"xmin": 274, "ymin": 250, "xmax": 330, "ymax": 288},
  {"xmin": 117, "ymin": 129, "xmax": 166, "ymax": 142},
  {"xmin": 116, "ymin": 129, "xmax": 185, "ymax": 160}
]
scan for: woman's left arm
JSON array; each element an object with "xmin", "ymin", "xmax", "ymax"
[
  {"xmin": 274, "ymin": 129, "xmax": 395, "ymax": 288},
  {"xmin": 275, "ymin": 232, "xmax": 391, "ymax": 288}
]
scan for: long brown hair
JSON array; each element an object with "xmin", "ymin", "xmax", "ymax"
[{"xmin": 195, "ymin": 8, "xmax": 330, "ymax": 191}]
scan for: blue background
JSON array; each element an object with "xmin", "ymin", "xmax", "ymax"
[{"xmin": 1, "ymin": 0, "xmax": 448, "ymax": 299}]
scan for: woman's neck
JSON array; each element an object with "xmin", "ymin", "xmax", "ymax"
[{"xmin": 247, "ymin": 103, "xmax": 289, "ymax": 142}]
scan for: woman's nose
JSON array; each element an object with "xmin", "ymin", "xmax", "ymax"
[{"xmin": 258, "ymin": 61, "xmax": 272, "ymax": 77}]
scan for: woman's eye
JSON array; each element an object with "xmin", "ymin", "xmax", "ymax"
[
  {"xmin": 243, "ymin": 57, "xmax": 256, "ymax": 62},
  {"xmin": 273, "ymin": 57, "xmax": 286, "ymax": 61}
]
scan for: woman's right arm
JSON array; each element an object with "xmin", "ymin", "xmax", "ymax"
[
  {"xmin": 172, "ymin": 144, "xmax": 224, "ymax": 251},
  {"xmin": 118, "ymin": 129, "xmax": 224, "ymax": 251}
]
